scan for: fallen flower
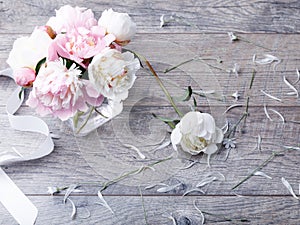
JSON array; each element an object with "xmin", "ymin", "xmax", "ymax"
[{"xmin": 171, "ymin": 111, "xmax": 223, "ymax": 159}]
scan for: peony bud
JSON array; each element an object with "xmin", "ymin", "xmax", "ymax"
[
  {"xmin": 13, "ymin": 67, "xmax": 36, "ymax": 87},
  {"xmin": 38, "ymin": 25, "xmax": 57, "ymax": 39},
  {"xmin": 98, "ymin": 9, "xmax": 136, "ymax": 45}
]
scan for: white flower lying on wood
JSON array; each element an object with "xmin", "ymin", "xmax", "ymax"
[{"xmin": 171, "ymin": 111, "xmax": 223, "ymax": 157}]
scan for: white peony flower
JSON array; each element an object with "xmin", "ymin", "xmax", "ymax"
[
  {"xmin": 98, "ymin": 8, "xmax": 136, "ymax": 44},
  {"xmin": 171, "ymin": 111, "xmax": 223, "ymax": 156},
  {"xmin": 88, "ymin": 48, "xmax": 140, "ymax": 101},
  {"xmin": 6, "ymin": 29, "xmax": 52, "ymax": 70}
]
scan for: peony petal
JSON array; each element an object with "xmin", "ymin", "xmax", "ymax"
[
  {"xmin": 203, "ymin": 144, "xmax": 218, "ymax": 155},
  {"xmin": 171, "ymin": 126, "xmax": 182, "ymax": 151},
  {"xmin": 180, "ymin": 111, "xmax": 197, "ymax": 134},
  {"xmin": 201, "ymin": 113, "xmax": 216, "ymax": 133}
]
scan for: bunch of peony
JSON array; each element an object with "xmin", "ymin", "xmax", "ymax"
[{"xmin": 7, "ymin": 5, "xmax": 139, "ymax": 121}]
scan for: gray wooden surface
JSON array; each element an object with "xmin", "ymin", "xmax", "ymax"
[{"xmin": 1, "ymin": 0, "xmax": 300, "ymax": 224}]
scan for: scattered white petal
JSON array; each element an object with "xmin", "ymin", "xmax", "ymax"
[
  {"xmin": 254, "ymin": 54, "xmax": 280, "ymax": 65},
  {"xmin": 231, "ymin": 91, "xmax": 240, "ymax": 101},
  {"xmin": 294, "ymin": 69, "xmax": 300, "ymax": 85},
  {"xmin": 281, "ymin": 177, "xmax": 299, "ymax": 200},
  {"xmin": 193, "ymin": 200, "xmax": 205, "ymax": 225},
  {"xmin": 193, "ymin": 90, "xmax": 215, "ymax": 95},
  {"xmin": 183, "ymin": 188, "xmax": 205, "ymax": 196},
  {"xmin": 252, "ymin": 54, "xmax": 256, "ymax": 63},
  {"xmin": 232, "ymin": 63, "xmax": 240, "ymax": 77},
  {"xmin": 66, "ymin": 198, "xmax": 77, "ymax": 220},
  {"xmin": 47, "ymin": 187, "xmax": 59, "ymax": 195},
  {"xmin": 123, "ymin": 144, "xmax": 146, "ymax": 159},
  {"xmin": 167, "ymin": 214, "xmax": 177, "ymax": 225},
  {"xmin": 283, "ymin": 145, "xmax": 300, "ymax": 151},
  {"xmin": 221, "ymin": 121, "xmax": 229, "ymax": 134},
  {"xmin": 153, "ymin": 140, "xmax": 171, "ymax": 151},
  {"xmin": 144, "ymin": 183, "xmax": 168, "ymax": 190},
  {"xmin": 260, "ymin": 90, "xmax": 282, "ymax": 102},
  {"xmin": 196, "ymin": 176, "xmax": 217, "ymax": 188},
  {"xmin": 97, "ymin": 191, "xmax": 114, "ymax": 214},
  {"xmin": 157, "ymin": 183, "xmax": 182, "ymax": 193},
  {"xmin": 263, "ymin": 104, "xmax": 273, "ymax": 121},
  {"xmin": 228, "ymin": 32, "xmax": 238, "ymax": 42},
  {"xmin": 269, "ymin": 109, "xmax": 285, "ymax": 124},
  {"xmin": 223, "ymin": 104, "xmax": 243, "ymax": 114},
  {"xmin": 207, "ymin": 171, "xmax": 226, "ymax": 181},
  {"xmin": 254, "ymin": 171, "xmax": 272, "ymax": 179},
  {"xmin": 179, "ymin": 161, "xmax": 199, "ymax": 170},
  {"xmin": 256, "ymin": 135, "xmax": 262, "ymax": 151},
  {"xmin": 283, "ymin": 76, "xmax": 299, "ymax": 97},
  {"xmin": 64, "ymin": 184, "xmax": 79, "ymax": 204},
  {"xmin": 160, "ymin": 15, "xmax": 165, "ymax": 28}
]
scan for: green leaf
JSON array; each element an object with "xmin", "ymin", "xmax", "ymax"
[
  {"xmin": 18, "ymin": 87, "xmax": 25, "ymax": 100},
  {"xmin": 193, "ymin": 96, "xmax": 197, "ymax": 108},
  {"xmin": 35, "ymin": 57, "xmax": 46, "ymax": 75},
  {"xmin": 122, "ymin": 48, "xmax": 144, "ymax": 68},
  {"xmin": 173, "ymin": 86, "xmax": 192, "ymax": 102},
  {"xmin": 73, "ymin": 111, "xmax": 84, "ymax": 128},
  {"xmin": 152, "ymin": 113, "xmax": 180, "ymax": 129},
  {"xmin": 59, "ymin": 56, "xmax": 86, "ymax": 74}
]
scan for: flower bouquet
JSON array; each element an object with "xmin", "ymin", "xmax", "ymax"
[{"xmin": 7, "ymin": 6, "xmax": 140, "ymax": 136}]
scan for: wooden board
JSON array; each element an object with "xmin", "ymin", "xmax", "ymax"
[{"xmin": 0, "ymin": 0, "xmax": 300, "ymax": 224}]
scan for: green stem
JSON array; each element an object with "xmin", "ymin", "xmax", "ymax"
[
  {"xmin": 131, "ymin": 51, "xmax": 184, "ymax": 118},
  {"xmin": 164, "ymin": 56, "xmax": 226, "ymax": 74},
  {"xmin": 232, "ymin": 150, "xmax": 285, "ymax": 190},
  {"xmin": 100, "ymin": 157, "xmax": 172, "ymax": 191},
  {"xmin": 226, "ymin": 69, "xmax": 256, "ymax": 138},
  {"xmin": 76, "ymin": 106, "xmax": 95, "ymax": 134},
  {"xmin": 139, "ymin": 186, "xmax": 149, "ymax": 225},
  {"xmin": 239, "ymin": 36, "xmax": 272, "ymax": 51},
  {"xmin": 201, "ymin": 210, "xmax": 250, "ymax": 223}
]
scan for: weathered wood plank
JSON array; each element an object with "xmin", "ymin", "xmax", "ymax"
[
  {"xmin": 1, "ymin": 33, "xmax": 300, "ymax": 107},
  {"xmin": 0, "ymin": 195, "xmax": 299, "ymax": 224},
  {"xmin": 0, "ymin": 104, "xmax": 299, "ymax": 196},
  {"xmin": 1, "ymin": 0, "xmax": 300, "ymax": 34}
]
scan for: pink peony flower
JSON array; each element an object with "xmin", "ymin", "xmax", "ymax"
[
  {"xmin": 48, "ymin": 28, "xmax": 115, "ymax": 68},
  {"xmin": 47, "ymin": 5, "xmax": 115, "ymax": 67},
  {"xmin": 13, "ymin": 67, "xmax": 36, "ymax": 87},
  {"xmin": 26, "ymin": 60, "xmax": 103, "ymax": 121},
  {"xmin": 47, "ymin": 5, "xmax": 98, "ymax": 34}
]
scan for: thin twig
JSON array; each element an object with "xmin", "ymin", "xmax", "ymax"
[
  {"xmin": 139, "ymin": 186, "xmax": 149, "ymax": 225},
  {"xmin": 232, "ymin": 150, "xmax": 285, "ymax": 190},
  {"xmin": 100, "ymin": 157, "xmax": 172, "ymax": 191}
]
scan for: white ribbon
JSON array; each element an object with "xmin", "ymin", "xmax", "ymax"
[{"xmin": 0, "ymin": 68, "xmax": 54, "ymax": 225}]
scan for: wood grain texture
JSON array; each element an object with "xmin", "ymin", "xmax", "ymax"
[
  {"xmin": 1, "ymin": 1, "xmax": 300, "ymax": 224},
  {"xmin": 0, "ymin": 195, "xmax": 300, "ymax": 225},
  {"xmin": 1, "ymin": 0, "xmax": 300, "ymax": 33}
]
